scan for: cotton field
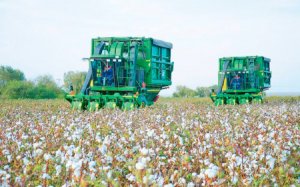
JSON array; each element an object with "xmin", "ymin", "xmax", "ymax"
[{"xmin": 0, "ymin": 98, "xmax": 299, "ymax": 186}]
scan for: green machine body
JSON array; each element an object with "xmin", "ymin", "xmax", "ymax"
[
  {"xmin": 211, "ymin": 56, "xmax": 271, "ymax": 105},
  {"xmin": 66, "ymin": 37, "xmax": 174, "ymax": 110}
]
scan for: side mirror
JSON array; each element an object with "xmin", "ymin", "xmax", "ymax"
[{"xmin": 82, "ymin": 58, "xmax": 90, "ymax": 61}]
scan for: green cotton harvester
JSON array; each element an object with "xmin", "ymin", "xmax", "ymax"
[
  {"xmin": 66, "ymin": 37, "xmax": 174, "ymax": 110},
  {"xmin": 210, "ymin": 56, "xmax": 271, "ymax": 105}
]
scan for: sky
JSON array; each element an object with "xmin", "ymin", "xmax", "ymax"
[{"xmin": 0, "ymin": 0, "xmax": 299, "ymax": 96}]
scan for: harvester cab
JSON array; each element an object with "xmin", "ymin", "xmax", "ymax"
[
  {"xmin": 66, "ymin": 37, "xmax": 174, "ymax": 110},
  {"xmin": 228, "ymin": 73, "xmax": 242, "ymax": 90},
  {"xmin": 211, "ymin": 56, "xmax": 271, "ymax": 105}
]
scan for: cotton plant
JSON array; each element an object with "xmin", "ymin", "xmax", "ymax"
[{"xmin": 0, "ymin": 99, "xmax": 299, "ymax": 186}]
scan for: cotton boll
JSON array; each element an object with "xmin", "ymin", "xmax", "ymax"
[
  {"xmin": 100, "ymin": 145, "xmax": 107, "ymax": 155},
  {"xmin": 73, "ymin": 169, "xmax": 81, "ymax": 178},
  {"xmin": 143, "ymin": 174, "xmax": 155, "ymax": 185},
  {"xmin": 258, "ymin": 123, "xmax": 265, "ymax": 130},
  {"xmin": 281, "ymin": 155, "xmax": 287, "ymax": 162},
  {"xmin": 2, "ymin": 149, "xmax": 9, "ymax": 155},
  {"xmin": 205, "ymin": 168, "xmax": 218, "ymax": 178},
  {"xmin": 235, "ymin": 156, "xmax": 242, "ymax": 166},
  {"xmin": 116, "ymin": 155, "xmax": 126, "ymax": 162},
  {"xmin": 266, "ymin": 155, "xmax": 276, "ymax": 170},
  {"xmin": 23, "ymin": 157, "xmax": 30, "ymax": 166},
  {"xmin": 42, "ymin": 173, "xmax": 51, "ymax": 179},
  {"xmin": 140, "ymin": 147, "xmax": 149, "ymax": 156},
  {"xmin": 205, "ymin": 133, "xmax": 210, "ymax": 141},
  {"xmin": 140, "ymin": 157, "xmax": 150, "ymax": 165},
  {"xmin": 44, "ymin": 153, "xmax": 52, "ymax": 161},
  {"xmin": 147, "ymin": 129, "xmax": 155, "ymax": 137},
  {"xmin": 178, "ymin": 177, "xmax": 186, "ymax": 185},
  {"xmin": 126, "ymin": 174, "xmax": 136, "ymax": 182},
  {"xmin": 161, "ymin": 133, "xmax": 168, "ymax": 140},
  {"xmin": 103, "ymin": 136, "xmax": 110, "ymax": 145},
  {"xmin": 179, "ymin": 136, "xmax": 184, "ymax": 145},
  {"xmin": 89, "ymin": 173, "xmax": 96, "ymax": 181},
  {"xmin": 106, "ymin": 156, "xmax": 113, "ymax": 164},
  {"xmin": 21, "ymin": 134, "xmax": 29, "ymax": 140},
  {"xmin": 15, "ymin": 176, "xmax": 22, "ymax": 184},
  {"xmin": 89, "ymin": 161, "xmax": 97, "ymax": 172},
  {"xmin": 136, "ymin": 162, "xmax": 145, "ymax": 170},
  {"xmin": 55, "ymin": 149, "xmax": 62, "ymax": 157},
  {"xmin": 16, "ymin": 155, "xmax": 22, "ymax": 160},
  {"xmin": 102, "ymin": 166, "xmax": 111, "ymax": 171},
  {"xmin": 225, "ymin": 152, "xmax": 232, "ymax": 158},
  {"xmin": 33, "ymin": 142, "xmax": 42, "ymax": 149},
  {"xmin": 129, "ymin": 134, "xmax": 135, "ymax": 141},
  {"xmin": 55, "ymin": 165, "xmax": 62, "ymax": 176},
  {"xmin": 204, "ymin": 159, "xmax": 210, "ymax": 166},
  {"xmin": 107, "ymin": 170, "xmax": 112, "ymax": 179},
  {"xmin": 258, "ymin": 134, "xmax": 264, "ymax": 142},
  {"xmin": 187, "ymin": 182, "xmax": 195, "ymax": 187},
  {"xmin": 231, "ymin": 175, "xmax": 238, "ymax": 184}
]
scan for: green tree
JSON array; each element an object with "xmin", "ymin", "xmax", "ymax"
[
  {"xmin": 0, "ymin": 66, "xmax": 26, "ymax": 94},
  {"xmin": 173, "ymin": 85, "xmax": 197, "ymax": 98},
  {"xmin": 195, "ymin": 85, "xmax": 218, "ymax": 97},
  {"xmin": 0, "ymin": 65, "xmax": 25, "ymax": 83},
  {"xmin": 0, "ymin": 66, "xmax": 65, "ymax": 99},
  {"xmin": 63, "ymin": 71, "xmax": 87, "ymax": 94},
  {"xmin": 195, "ymin": 87, "xmax": 208, "ymax": 97},
  {"xmin": 33, "ymin": 86, "xmax": 57, "ymax": 99},
  {"xmin": 1, "ymin": 80, "xmax": 35, "ymax": 99},
  {"xmin": 34, "ymin": 75, "xmax": 64, "ymax": 99}
]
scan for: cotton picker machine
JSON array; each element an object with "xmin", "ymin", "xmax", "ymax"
[
  {"xmin": 66, "ymin": 37, "xmax": 174, "ymax": 110},
  {"xmin": 210, "ymin": 56, "xmax": 271, "ymax": 105}
]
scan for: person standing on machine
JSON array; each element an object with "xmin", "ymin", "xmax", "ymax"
[
  {"xmin": 102, "ymin": 63, "xmax": 114, "ymax": 86},
  {"xmin": 230, "ymin": 74, "xmax": 241, "ymax": 90}
]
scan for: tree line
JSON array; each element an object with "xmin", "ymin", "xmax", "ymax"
[
  {"xmin": 173, "ymin": 85, "xmax": 218, "ymax": 98},
  {"xmin": 0, "ymin": 65, "xmax": 86, "ymax": 99},
  {"xmin": 0, "ymin": 65, "xmax": 216, "ymax": 99}
]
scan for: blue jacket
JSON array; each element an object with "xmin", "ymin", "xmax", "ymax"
[
  {"xmin": 231, "ymin": 77, "xmax": 241, "ymax": 89},
  {"xmin": 102, "ymin": 68, "xmax": 114, "ymax": 85},
  {"xmin": 103, "ymin": 68, "xmax": 113, "ymax": 80}
]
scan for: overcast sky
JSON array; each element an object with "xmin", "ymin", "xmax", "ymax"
[{"xmin": 1, "ymin": 0, "xmax": 299, "ymax": 95}]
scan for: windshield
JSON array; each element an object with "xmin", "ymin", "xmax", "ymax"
[{"xmin": 226, "ymin": 72, "xmax": 244, "ymax": 90}]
